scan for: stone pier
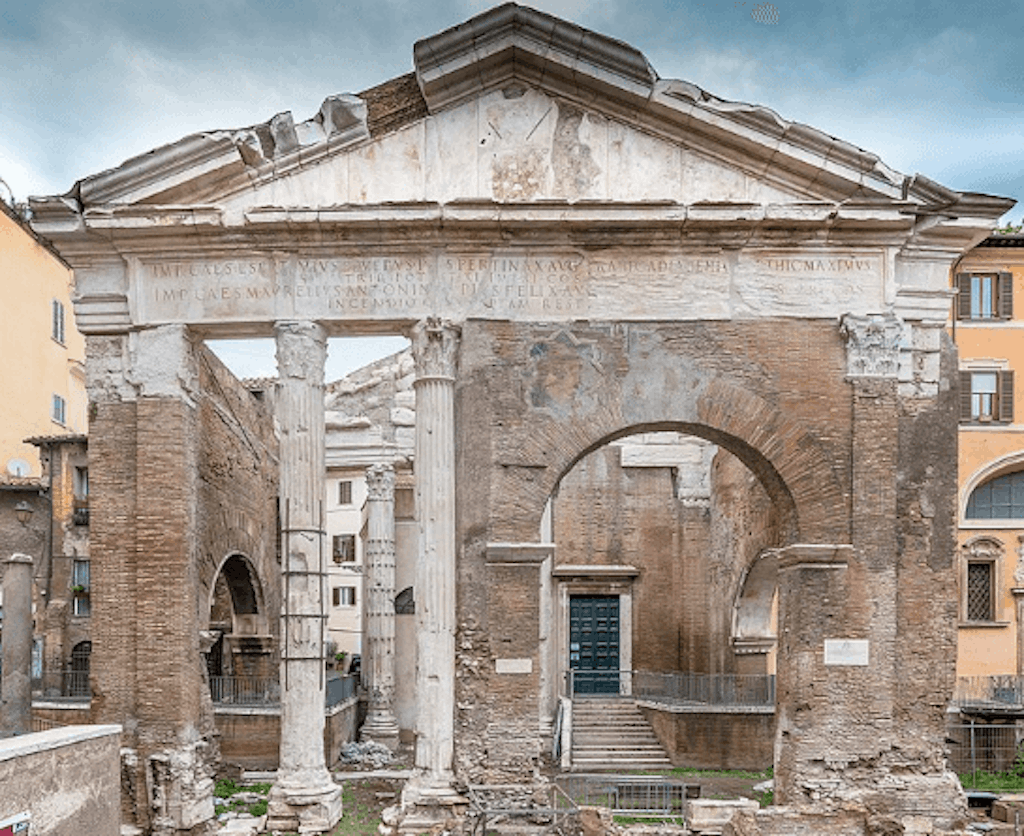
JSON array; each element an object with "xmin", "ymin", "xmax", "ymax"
[
  {"xmin": 267, "ymin": 320, "xmax": 342, "ymax": 833},
  {"xmin": 361, "ymin": 463, "xmax": 400, "ymax": 749},
  {"xmin": 1, "ymin": 554, "xmax": 34, "ymax": 738}
]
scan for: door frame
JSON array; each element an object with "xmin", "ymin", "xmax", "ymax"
[{"xmin": 550, "ymin": 565, "xmax": 637, "ymax": 699}]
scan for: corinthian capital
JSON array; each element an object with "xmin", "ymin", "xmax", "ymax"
[
  {"xmin": 840, "ymin": 313, "xmax": 903, "ymax": 379},
  {"xmin": 274, "ymin": 320, "xmax": 327, "ymax": 385},
  {"xmin": 411, "ymin": 317, "xmax": 460, "ymax": 380},
  {"xmin": 366, "ymin": 463, "xmax": 396, "ymax": 502}
]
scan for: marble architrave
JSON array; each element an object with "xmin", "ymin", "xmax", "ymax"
[{"xmin": 130, "ymin": 249, "xmax": 891, "ymax": 328}]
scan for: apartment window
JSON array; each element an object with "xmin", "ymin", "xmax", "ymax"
[
  {"xmin": 332, "ymin": 534, "xmax": 356, "ymax": 564},
  {"xmin": 73, "ymin": 594, "xmax": 91, "ymax": 617},
  {"xmin": 332, "ymin": 586, "xmax": 357, "ymax": 607},
  {"xmin": 73, "ymin": 466, "xmax": 89, "ymax": 498},
  {"xmin": 966, "ymin": 471, "xmax": 1024, "ymax": 519},
  {"xmin": 957, "ymin": 272, "xmax": 1013, "ymax": 320},
  {"xmin": 961, "ymin": 370, "xmax": 1014, "ymax": 423},
  {"xmin": 51, "ymin": 393, "xmax": 67, "ymax": 425},
  {"xmin": 72, "ymin": 559, "xmax": 90, "ymax": 590},
  {"xmin": 52, "ymin": 299, "xmax": 66, "ymax": 343},
  {"xmin": 961, "ymin": 538, "xmax": 1002, "ymax": 624},
  {"xmin": 338, "ymin": 480, "xmax": 353, "ymax": 505}
]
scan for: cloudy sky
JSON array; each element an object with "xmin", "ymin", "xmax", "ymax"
[{"xmin": 2, "ymin": 0, "xmax": 1021, "ymax": 377}]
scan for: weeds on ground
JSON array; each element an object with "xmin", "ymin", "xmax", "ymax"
[
  {"xmin": 212, "ymin": 779, "xmax": 273, "ymax": 818},
  {"xmin": 667, "ymin": 766, "xmax": 773, "ymax": 782},
  {"xmin": 959, "ymin": 771, "xmax": 1024, "ymax": 792},
  {"xmin": 329, "ymin": 783, "xmax": 385, "ymax": 836}
]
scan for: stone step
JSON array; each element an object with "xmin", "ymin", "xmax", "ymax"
[{"xmin": 570, "ymin": 698, "xmax": 672, "ymax": 771}]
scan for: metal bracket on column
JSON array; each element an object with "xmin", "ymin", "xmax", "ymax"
[{"xmin": 281, "ymin": 499, "xmax": 328, "ymax": 692}]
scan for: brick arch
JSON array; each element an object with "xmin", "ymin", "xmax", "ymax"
[
  {"xmin": 525, "ymin": 380, "xmax": 846, "ymax": 546},
  {"xmin": 532, "ymin": 383, "xmax": 843, "ymax": 545},
  {"xmin": 205, "ymin": 553, "xmax": 267, "ymax": 630}
]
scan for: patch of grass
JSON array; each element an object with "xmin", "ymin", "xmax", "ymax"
[
  {"xmin": 215, "ymin": 779, "xmax": 242, "ymax": 798},
  {"xmin": 960, "ymin": 771, "xmax": 1024, "ymax": 792},
  {"xmin": 330, "ymin": 783, "xmax": 384, "ymax": 836},
  {"xmin": 613, "ymin": 815, "xmax": 684, "ymax": 826},
  {"xmin": 757, "ymin": 789, "xmax": 773, "ymax": 807}
]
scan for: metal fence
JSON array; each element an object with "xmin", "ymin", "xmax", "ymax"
[
  {"xmin": 555, "ymin": 774, "xmax": 690, "ymax": 820},
  {"xmin": 565, "ymin": 669, "xmax": 775, "ymax": 708},
  {"xmin": 32, "ymin": 670, "xmax": 90, "ymax": 700},
  {"xmin": 948, "ymin": 723, "xmax": 1023, "ymax": 786},
  {"xmin": 209, "ymin": 674, "xmax": 357, "ymax": 707},
  {"xmin": 325, "ymin": 674, "xmax": 356, "ymax": 707},
  {"xmin": 953, "ymin": 676, "xmax": 1024, "ymax": 710},
  {"xmin": 209, "ymin": 676, "xmax": 281, "ymax": 705}
]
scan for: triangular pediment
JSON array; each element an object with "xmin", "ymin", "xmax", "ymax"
[{"xmin": 30, "ymin": 3, "xmax": 1011, "ymax": 225}]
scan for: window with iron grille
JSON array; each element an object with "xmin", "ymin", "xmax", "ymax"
[
  {"xmin": 966, "ymin": 562, "xmax": 994, "ymax": 622},
  {"xmin": 338, "ymin": 480, "xmax": 353, "ymax": 505},
  {"xmin": 333, "ymin": 534, "xmax": 356, "ymax": 563}
]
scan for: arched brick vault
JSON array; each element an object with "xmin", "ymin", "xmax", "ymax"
[
  {"xmin": 203, "ymin": 553, "xmax": 266, "ymax": 628},
  {"xmin": 457, "ymin": 319, "xmax": 852, "ymax": 548}
]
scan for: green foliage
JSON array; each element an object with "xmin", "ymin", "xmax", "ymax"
[
  {"xmin": 215, "ymin": 779, "xmax": 241, "ymax": 798},
  {"xmin": 960, "ymin": 770, "xmax": 1024, "ymax": 792},
  {"xmin": 757, "ymin": 788, "xmax": 774, "ymax": 807}
]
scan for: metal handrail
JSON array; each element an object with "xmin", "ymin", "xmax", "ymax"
[{"xmin": 564, "ymin": 669, "xmax": 775, "ymax": 707}]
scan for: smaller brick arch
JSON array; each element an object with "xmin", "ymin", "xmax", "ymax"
[
  {"xmin": 206, "ymin": 553, "xmax": 267, "ymax": 632},
  {"xmin": 732, "ymin": 549, "xmax": 779, "ymax": 653}
]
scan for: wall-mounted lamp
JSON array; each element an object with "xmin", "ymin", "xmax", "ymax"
[{"xmin": 14, "ymin": 501, "xmax": 33, "ymax": 526}]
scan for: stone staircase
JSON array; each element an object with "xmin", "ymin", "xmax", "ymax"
[{"xmin": 570, "ymin": 697, "xmax": 673, "ymax": 771}]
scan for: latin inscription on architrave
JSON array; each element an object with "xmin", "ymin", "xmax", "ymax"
[{"xmin": 135, "ymin": 250, "xmax": 883, "ymax": 325}]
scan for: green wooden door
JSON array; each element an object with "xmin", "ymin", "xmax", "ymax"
[{"xmin": 569, "ymin": 595, "xmax": 620, "ymax": 694}]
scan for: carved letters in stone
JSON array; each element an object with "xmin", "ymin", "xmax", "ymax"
[
  {"xmin": 841, "ymin": 313, "xmax": 904, "ymax": 379},
  {"xmin": 412, "ymin": 317, "xmax": 460, "ymax": 380},
  {"xmin": 274, "ymin": 320, "xmax": 327, "ymax": 385}
]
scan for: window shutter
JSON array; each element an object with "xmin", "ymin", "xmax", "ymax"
[
  {"xmin": 960, "ymin": 371, "xmax": 974, "ymax": 421},
  {"xmin": 999, "ymin": 272, "xmax": 1014, "ymax": 319},
  {"xmin": 956, "ymin": 273, "xmax": 972, "ymax": 320},
  {"xmin": 1000, "ymin": 370, "xmax": 1015, "ymax": 423}
]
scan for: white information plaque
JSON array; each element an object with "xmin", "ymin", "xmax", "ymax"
[
  {"xmin": 823, "ymin": 639, "xmax": 869, "ymax": 666},
  {"xmin": 495, "ymin": 658, "xmax": 533, "ymax": 674}
]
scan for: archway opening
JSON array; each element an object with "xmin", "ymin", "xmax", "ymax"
[{"xmin": 547, "ymin": 426, "xmax": 787, "ymax": 697}]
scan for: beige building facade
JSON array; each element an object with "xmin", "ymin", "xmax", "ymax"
[{"xmin": 0, "ymin": 200, "xmax": 86, "ymax": 479}]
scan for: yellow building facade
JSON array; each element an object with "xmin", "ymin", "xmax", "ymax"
[
  {"xmin": 954, "ymin": 233, "xmax": 1024, "ymax": 677},
  {"xmin": 0, "ymin": 200, "xmax": 86, "ymax": 478}
]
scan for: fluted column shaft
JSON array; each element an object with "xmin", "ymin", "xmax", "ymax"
[
  {"xmin": 412, "ymin": 319, "xmax": 460, "ymax": 784},
  {"xmin": 270, "ymin": 321, "xmax": 339, "ymax": 826},
  {"xmin": 361, "ymin": 463, "xmax": 400, "ymax": 747}
]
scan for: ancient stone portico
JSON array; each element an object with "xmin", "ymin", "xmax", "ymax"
[{"xmin": 31, "ymin": 4, "xmax": 1014, "ymax": 835}]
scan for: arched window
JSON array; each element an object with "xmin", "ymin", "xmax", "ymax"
[{"xmin": 966, "ymin": 471, "xmax": 1024, "ymax": 519}]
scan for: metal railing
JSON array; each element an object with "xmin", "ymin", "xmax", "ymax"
[
  {"xmin": 948, "ymin": 722, "xmax": 1023, "ymax": 786},
  {"xmin": 325, "ymin": 674, "xmax": 356, "ymax": 707},
  {"xmin": 31, "ymin": 670, "xmax": 90, "ymax": 700},
  {"xmin": 209, "ymin": 676, "xmax": 280, "ymax": 705},
  {"xmin": 565, "ymin": 669, "xmax": 775, "ymax": 708},
  {"xmin": 953, "ymin": 676, "xmax": 1024, "ymax": 710},
  {"xmin": 555, "ymin": 774, "xmax": 692, "ymax": 820},
  {"xmin": 209, "ymin": 674, "xmax": 358, "ymax": 707}
]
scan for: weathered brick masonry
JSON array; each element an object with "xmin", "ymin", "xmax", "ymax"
[{"xmin": 86, "ymin": 334, "xmax": 278, "ymax": 834}]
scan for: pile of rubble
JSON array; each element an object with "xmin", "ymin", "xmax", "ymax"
[{"xmin": 338, "ymin": 741, "xmax": 395, "ymax": 770}]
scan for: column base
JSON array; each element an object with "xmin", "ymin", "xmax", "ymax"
[
  {"xmin": 380, "ymin": 774, "xmax": 469, "ymax": 836},
  {"xmin": 360, "ymin": 711, "xmax": 401, "ymax": 751},
  {"xmin": 266, "ymin": 773, "xmax": 343, "ymax": 835}
]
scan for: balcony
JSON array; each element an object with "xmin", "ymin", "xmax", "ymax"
[{"xmin": 953, "ymin": 675, "xmax": 1024, "ymax": 713}]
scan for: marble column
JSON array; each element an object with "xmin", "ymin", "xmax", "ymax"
[
  {"xmin": 1, "ymin": 554, "xmax": 34, "ymax": 738},
  {"xmin": 411, "ymin": 318, "xmax": 460, "ymax": 786},
  {"xmin": 267, "ymin": 321, "xmax": 342, "ymax": 833},
  {"xmin": 361, "ymin": 463, "xmax": 400, "ymax": 749}
]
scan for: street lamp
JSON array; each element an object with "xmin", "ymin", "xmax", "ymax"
[{"xmin": 14, "ymin": 501, "xmax": 33, "ymax": 526}]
